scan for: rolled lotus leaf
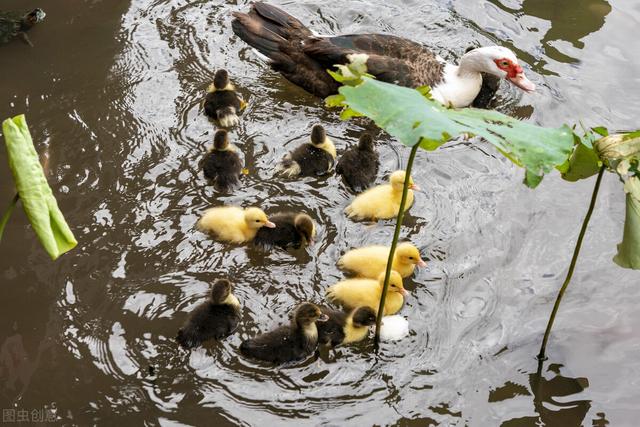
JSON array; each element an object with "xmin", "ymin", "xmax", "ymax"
[
  {"xmin": 613, "ymin": 177, "xmax": 640, "ymax": 269},
  {"xmin": 2, "ymin": 114, "xmax": 77, "ymax": 259},
  {"xmin": 594, "ymin": 132, "xmax": 640, "ymax": 168}
]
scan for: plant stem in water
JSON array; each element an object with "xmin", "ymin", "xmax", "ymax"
[
  {"xmin": 0, "ymin": 193, "xmax": 20, "ymax": 243},
  {"xmin": 375, "ymin": 142, "xmax": 420, "ymax": 345},
  {"xmin": 537, "ymin": 165, "xmax": 606, "ymax": 361}
]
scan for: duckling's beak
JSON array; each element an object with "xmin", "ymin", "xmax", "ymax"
[
  {"xmin": 264, "ymin": 221, "xmax": 276, "ymax": 228},
  {"xmin": 400, "ymin": 289, "xmax": 409, "ymax": 297},
  {"xmin": 409, "ymin": 183, "xmax": 420, "ymax": 191},
  {"xmin": 417, "ymin": 258, "xmax": 427, "ymax": 268},
  {"xmin": 317, "ymin": 314, "xmax": 329, "ymax": 322}
]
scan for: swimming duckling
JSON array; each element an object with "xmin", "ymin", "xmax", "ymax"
[
  {"xmin": 317, "ymin": 306, "xmax": 377, "ymax": 347},
  {"xmin": 326, "ymin": 271, "xmax": 407, "ymax": 315},
  {"xmin": 240, "ymin": 302, "xmax": 329, "ymax": 364},
  {"xmin": 197, "ymin": 206, "xmax": 275, "ymax": 243},
  {"xmin": 203, "ymin": 69, "xmax": 246, "ymax": 127},
  {"xmin": 176, "ymin": 279, "xmax": 241, "ymax": 349},
  {"xmin": 276, "ymin": 125, "xmax": 336, "ymax": 177},
  {"xmin": 338, "ymin": 242, "xmax": 426, "ymax": 279},
  {"xmin": 336, "ymin": 133, "xmax": 379, "ymax": 192},
  {"xmin": 345, "ymin": 170, "xmax": 419, "ymax": 221},
  {"xmin": 253, "ymin": 212, "xmax": 315, "ymax": 249},
  {"xmin": 199, "ymin": 130, "xmax": 242, "ymax": 192}
]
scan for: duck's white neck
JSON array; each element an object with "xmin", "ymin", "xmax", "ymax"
[{"xmin": 430, "ymin": 63, "xmax": 483, "ymax": 108}]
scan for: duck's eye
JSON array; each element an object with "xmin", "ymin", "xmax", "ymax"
[{"xmin": 501, "ymin": 60, "xmax": 510, "ymax": 67}]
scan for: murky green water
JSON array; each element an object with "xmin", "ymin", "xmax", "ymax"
[{"xmin": 1, "ymin": 0, "xmax": 639, "ymax": 425}]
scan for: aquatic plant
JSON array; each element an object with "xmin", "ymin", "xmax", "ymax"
[
  {"xmin": 327, "ymin": 58, "xmax": 639, "ymax": 356},
  {"xmin": 1, "ymin": 114, "xmax": 77, "ymax": 260}
]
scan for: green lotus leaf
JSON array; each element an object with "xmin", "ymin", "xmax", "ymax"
[{"xmin": 2, "ymin": 114, "xmax": 77, "ymax": 260}]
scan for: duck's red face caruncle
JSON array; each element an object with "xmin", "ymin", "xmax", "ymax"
[{"xmin": 494, "ymin": 58, "xmax": 536, "ymax": 93}]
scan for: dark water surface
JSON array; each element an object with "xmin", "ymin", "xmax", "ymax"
[{"xmin": 1, "ymin": 0, "xmax": 640, "ymax": 425}]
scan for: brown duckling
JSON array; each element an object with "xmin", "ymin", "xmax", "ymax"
[
  {"xmin": 336, "ymin": 133, "xmax": 379, "ymax": 192},
  {"xmin": 197, "ymin": 206, "xmax": 275, "ymax": 244},
  {"xmin": 253, "ymin": 212, "xmax": 315, "ymax": 250},
  {"xmin": 240, "ymin": 302, "xmax": 328, "ymax": 364},
  {"xmin": 317, "ymin": 306, "xmax": 377, "ymax": 347},
  {"xmin": 203, "ymin": 69, "xmax": 246, "ymax": 128},
  {"xmin": 276, "ymin": 125, "xmax": 336, "ymax": 177},
  {"xmin": 176, "ymin": 279, "xmax": 241, "ymax": 349},
  {"xmin": 199, "ymin": 130, "xmax": 242, "ymax": 192}
]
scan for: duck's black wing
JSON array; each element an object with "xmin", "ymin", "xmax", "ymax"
[
  {"xmin": 240, "ymin": 325, "xmax": 313, "ymax": 364},
  {"xmin": 253, "ymin": 212, "xmax": 300, "ymax": 249},
  {"xmin": 201, "ymin": 150, "xmax": 242, "ymax": 192},
  {"xmin": 336, "ymin": 147, "xmax": 379, "ymax": 192},
  {"xmin": 176, "ymin": 303, "xmax": 240, "ymax": 349}
]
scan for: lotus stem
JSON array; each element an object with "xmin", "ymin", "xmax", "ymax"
[
  {"xmin": 537, "ymin": 165, "xmax": 606, "ymax": 361},
  {"xmin": 375, "ymin": 142, "xmax": 420, "ymax": 345},
  {"xmin": 0, "ymin": 193, "xmax": 20, "ymax": 243}
]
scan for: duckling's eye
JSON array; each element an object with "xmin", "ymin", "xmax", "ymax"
[
  {"xmin": 255, "ymin": 219, "xmax": 261, "ymax": 223},
  {"xmin": 408, "ymin": 257, "xmax": 414, "ymax": 260}
]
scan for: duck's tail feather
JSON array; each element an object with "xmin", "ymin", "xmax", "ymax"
[
  {"xmin": 275, "ymin": 156, "xmax": 301, "ymax": 178},
  {"xmin": 217, "ymin": 107, "xmax": 239, "ymax": 128},
  {"xmin": 232, "ymin": 2, "xmax": 310, "ymax": 61},
  {"xmin": 214, "ymin": 173, "xmax": 240, "ymax": 193}
]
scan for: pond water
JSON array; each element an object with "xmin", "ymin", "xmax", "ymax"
[{"xmin": 1, "ymin": 0, "xmax": 639, "ymax": 425}]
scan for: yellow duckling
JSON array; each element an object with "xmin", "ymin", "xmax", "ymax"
[
  {"xmin": 197, "ymin": 206, "xmax": 275, "ymax": 243},
  {"xmin": 338, "ymin": 242, "xmax": 426, "ymax": 279},
  {"xmin": 345, "ymin": 170, "xmax": 419, "ymax": 221},
  {"xmin": 326, "ymin": 271, "xmax": 407, "ymax": 315}
]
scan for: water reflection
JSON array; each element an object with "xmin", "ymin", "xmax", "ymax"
[
  {"xmin": 492, "ymin": 361, "xmax": 611, "ymax": 426},
  {"xmin": 490, "ymin": 0, "xmax": 612, "ymax": 62}
]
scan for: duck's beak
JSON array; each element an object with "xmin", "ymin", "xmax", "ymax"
[
  {"xmin": 417, "ymin": 258, "xmax": 427, "ymax": 268},
  {"xmin": 264, "ymin": 221, "xmax": 276, "ymax": 228},
  {"xmin": 507, "ymin": 72, "xmax": 536, "ymax": 93},
  {"xmin": 317, "ymin": 314, "xmax": 329, "ymax": 322},
  {"xmin": 409, "ymin": 183, "xmax": 420, "ymax": 191}
]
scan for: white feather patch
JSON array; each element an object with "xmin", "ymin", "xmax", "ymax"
[
  {"xmin": 379, "ymin": 315, "xmax": 410, "ymax": 341},
  {"xmin": 218, "ymin": 114, "xmax": 239, "ymax": 128}
]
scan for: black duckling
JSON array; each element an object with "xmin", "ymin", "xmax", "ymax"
[
  {"xmin": 317, "ymin": 306, "xmax": 377, "ymax": 347},
  {"xmin": 203, "ymin": 69, "xmax": 246, "ymax": 127},
  {"xmin": 240, "ymin": 302, "xmax": 328, "ymax": 364},
  {"xmin": 176, "ymin": 279, "xmax": 241, "ymax": 349},
  {"xmin": 199, "ymin": 129, "xmax": 242, "ymax": 192},
  {"xmin": 336, "ymin": 133, "xmax": 379, "ymax": 192},
  {"xmin": 275, "ymin": 125, "xmax": 336, "ymax": 178},
  {"xmin": 253, "ymin": 212, "xmax": 315, "ymax": 249},
  {"xmin": 0, "ymin": 8, "xmax": 46, "ymax": 46}
]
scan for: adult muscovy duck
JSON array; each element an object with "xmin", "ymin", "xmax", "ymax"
[{"xmin": 232, "ymin": 2, "xmax": 535, "ymax": 108}]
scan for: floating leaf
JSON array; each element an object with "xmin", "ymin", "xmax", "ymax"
[
  {"xmin": 2, "ymin": 115, "xmax": 77, "ymax": 259},
  {"xmin": 336, "ymin": 76, "xmax": 574, "ymax": 187}
]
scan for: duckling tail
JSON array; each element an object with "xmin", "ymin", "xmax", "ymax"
[
  {"xmin": 176, "ymin": 329, "xmax": 198, "ymax": 349},
  {"xmin": 275, "ymin": 157, "xmax": 301, "ymax": 178},
  {"xmin": 217, "ymin": 107, "xmax": 239, "ymax": 128},
  {"xmin": 214, "ymin": 173, "xmax": 240, "ymax": 194}
]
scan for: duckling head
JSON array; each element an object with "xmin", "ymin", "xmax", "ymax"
[
  {"xmin": 213, "ymin": 130, "xmax": 229, "ymax": 151},
  {"xmin": 351, "ymin": 307, "xmax": 377, "ymax": 328},
  {"xmin": 310, "ymin": 124, "xmax": 327, "ymax": 146},
  {"xmin": 357, "ymin": 133, "xmax": 375, "ymax": 152},
  {"xmin": 377, "ymin": 271, "xmax": 408, "ymax": 297},
  {"xmin": 396, "ymin": 242, "xmax": 427, "ymax": 267},
  {"xmin": 245, "ymin": 207, "xmax": 276, "ymax": 229},
  {"xmin": 213, "ymin": 69, "xmax": 231, "ymax": 91},
  {"xmin": 293, "ymin": 302, "xmax": 329, "ymax": 327},
  {"xmin": 294, "ymin": 214, "xmax": 316, "ymax": 245},
  {"xmin": 390, "ymin": 170, "xmax": 420, "ymax": 192},
  {"xmin": 210, "ymin": 279, "xmax": 233, "ymax": 304}
]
